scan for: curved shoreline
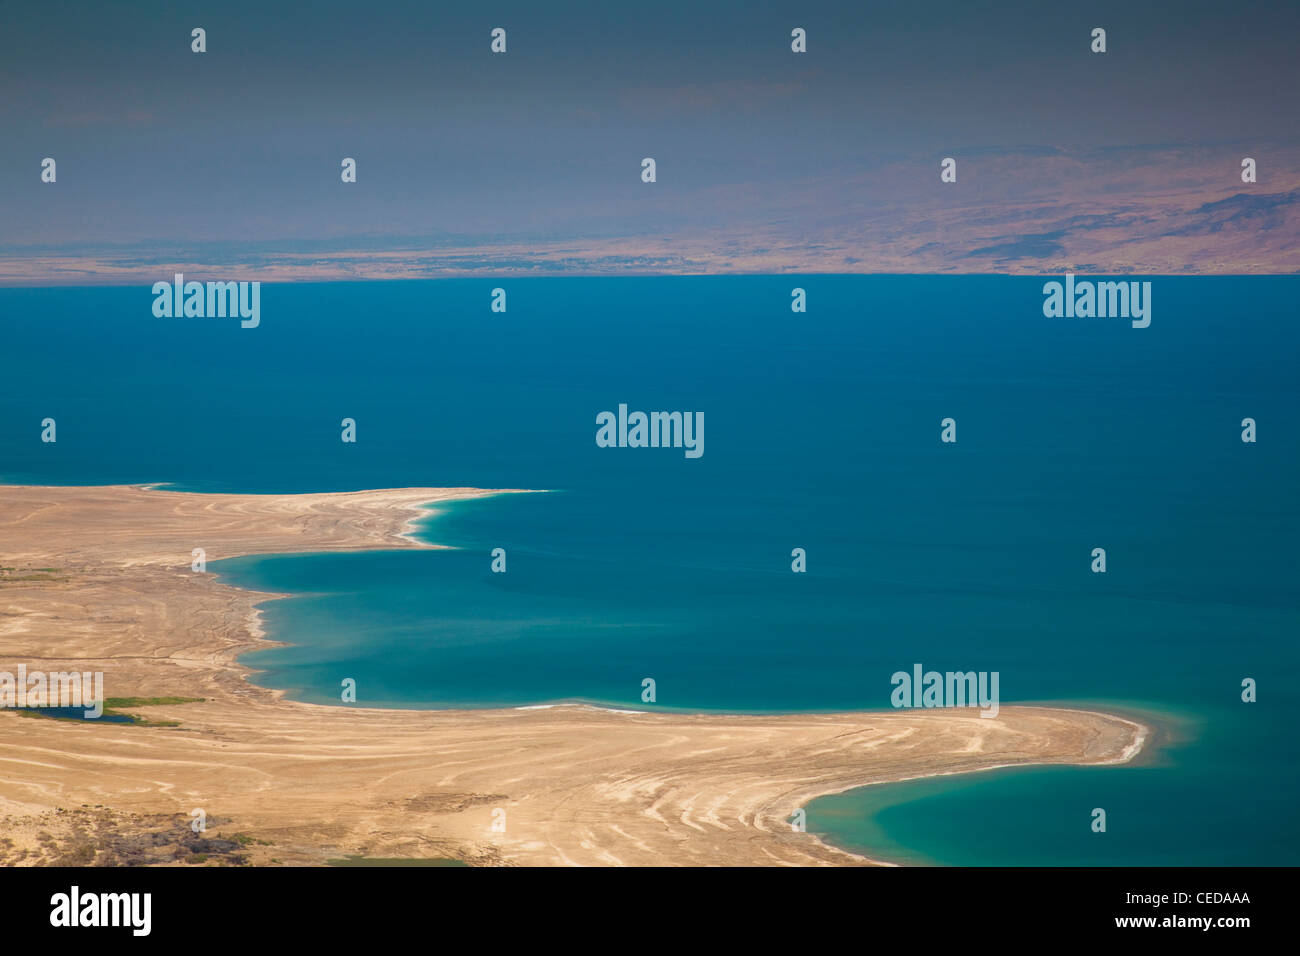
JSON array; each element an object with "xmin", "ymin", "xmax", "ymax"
[
  {"xmin": 0, "ymin": 483, "xmax": 1147, "ymax": 867},
  {"xmin": 805, "ymin": 712, "xmax": 1153, "ymax": 865}
]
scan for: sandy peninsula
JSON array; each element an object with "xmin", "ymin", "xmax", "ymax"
[{"xmin": 0, "ymin": 484, "xmax": 1146, "ymax": 866}]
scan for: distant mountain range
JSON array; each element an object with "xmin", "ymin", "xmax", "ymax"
[{"xmin": 3, "ymin": 144, "xmax": 1296, "ymax": 284}]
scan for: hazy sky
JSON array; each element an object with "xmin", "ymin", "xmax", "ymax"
[{"xmin": 2, "ymin": 0, "xmax": 1297, "ymax": 249}]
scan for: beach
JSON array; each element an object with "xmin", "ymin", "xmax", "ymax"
[{"xmin": 0, "ymin": 483, "xmax": 1145, "ymax": 866}]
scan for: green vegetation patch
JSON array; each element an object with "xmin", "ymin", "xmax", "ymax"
[{"xmin": 12, "ymin": 697, "xmax": 205, "ymax": 727}]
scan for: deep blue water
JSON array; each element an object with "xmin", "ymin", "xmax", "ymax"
[{"xmin": 1, "ymin": 276, "xmax": 1296, "ymax": 864}]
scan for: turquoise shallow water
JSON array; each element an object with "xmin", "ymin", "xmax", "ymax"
[
  {"xmin": 2, "ymin": 276, "xmax": 1296, "ymax": 864},
  {"xmin": 809, "ymin": 704, "xmax": 1296, "ymax": 866}
]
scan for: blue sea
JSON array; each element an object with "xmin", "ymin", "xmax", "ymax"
[{"xmin": 2, "ymin": 276, "xmax": 1296, "ymax": 865}]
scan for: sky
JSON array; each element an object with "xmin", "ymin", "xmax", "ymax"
[{"xmin": 1, "ymin": 0, "xmax": 1297, "ymax": 265}]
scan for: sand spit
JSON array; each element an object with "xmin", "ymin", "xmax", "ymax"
[{"xmin": 0, "ymin": 484, "xmax": 1144, "ymax": 866}]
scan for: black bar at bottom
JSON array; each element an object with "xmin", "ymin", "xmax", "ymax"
[{"xmin": 1, "ymin": 865, "xmax": 1273, "ymax": 943}]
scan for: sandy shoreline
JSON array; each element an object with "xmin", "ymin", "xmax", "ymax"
[{"xmin": 0, "ymin": 483, "xmax": 1147, "ymax": 866}]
